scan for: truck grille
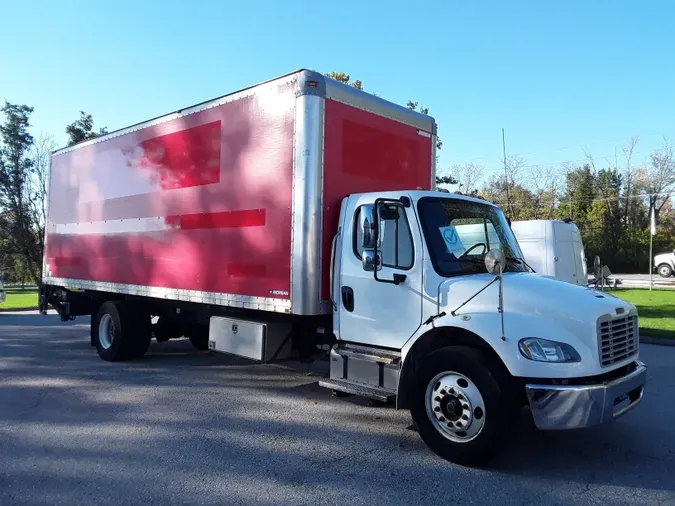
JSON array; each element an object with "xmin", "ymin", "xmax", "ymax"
[{"xmin": 598, "ymin": 315, "xmax": 639, "ymax": 367}]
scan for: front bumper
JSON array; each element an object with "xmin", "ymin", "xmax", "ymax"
[{"xmin": 525, "ymin": 361, "xmax": 647, "ymax": 430}]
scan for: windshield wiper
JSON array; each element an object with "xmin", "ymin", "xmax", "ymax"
[{"xmin": 506, "ymin": 257, "xmax": 536, "ymax": 273}]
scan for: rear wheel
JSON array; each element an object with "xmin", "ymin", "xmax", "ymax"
[
  {"xmin": 131, "ymin": 315, "xmax": 152, "ymax": 358},
  {"xmin": 188, "ymin": 324, "xmax": 210, "ymax": 351},
  {"xmin": 409, "ymin": 346, "xmax": 512, "ymax": 467},
  {"xmin": 92, "ymin": 301, "xmax": 149, "ymax": 361},
  {"xmin": 658, "ymin": 264, "xmax": 672, "ymax": 278}
]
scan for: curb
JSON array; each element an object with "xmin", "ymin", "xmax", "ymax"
[
  {"xmin": 0, "ymin": 306, "xmax": 39, "ymax": 313},
  {"xmin": 640, "ymin": 336, "xmax": 675, "ymax": 347}
]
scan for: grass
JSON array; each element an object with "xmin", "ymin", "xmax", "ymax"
[
  {"xmin": 614, "ymin": 289, "xmax": 675, "ymax": 339},
  {"xmin": 0, "ymin": 287, "xmax": 39, "ymax": 311}
]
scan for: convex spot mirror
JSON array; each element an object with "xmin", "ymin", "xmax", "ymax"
[{"xmin": 485, "ymin": 249, "xmax": 506, "ymax": 275}]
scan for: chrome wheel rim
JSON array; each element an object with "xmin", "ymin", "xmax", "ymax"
[
  {"xmin": 98, "ymin": 313, "xmax": 115, "ymax": 350},
  {"xmin": 425, "ymin": 371, "xmax": 486, "ymax": 443},
  {"xmin": 660, "ymin": 266, "xmax": 670, "ymax": 276}
]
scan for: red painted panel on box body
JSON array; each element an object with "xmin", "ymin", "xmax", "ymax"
[{"xmin": 321, "ymin": 99, "xmax": 433, "ymax": 301}]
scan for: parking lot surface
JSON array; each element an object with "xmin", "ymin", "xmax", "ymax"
[{"xmin": 1, "ymin": 313, "xmax": 674, "ymax": 505}]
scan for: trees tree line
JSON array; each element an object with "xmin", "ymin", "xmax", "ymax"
[
  {"xmin": 451, "ymin": 139, "xmax": 675, "ymax": 273},
  {"xmin": 0, "ymin": 104, "xmax": 105, "ymax": 284},
  {"xmin": 1, "ymin": 74, "xmax": 673, "ymax": 284}
]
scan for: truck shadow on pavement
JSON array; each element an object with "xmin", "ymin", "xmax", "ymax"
[{"xmin": 0, "ymin": 315, "xmax": 673, "ymax": 504}]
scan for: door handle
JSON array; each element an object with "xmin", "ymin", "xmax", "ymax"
[{"xmin": 341, "ymin": 286, "xmax": 354, "ymax": 312}]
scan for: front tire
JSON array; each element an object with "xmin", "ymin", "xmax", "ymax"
[
  {"xmin": 409, "ymin": 346, "xmax": 511, "ymax": 467},
  {"xmin": 658, "ymin": 264, "xmax": 672, "ymax": 278}
]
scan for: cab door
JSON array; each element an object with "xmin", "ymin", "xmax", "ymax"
[{"xmin": 335, "ymin": 194, "xmax": 424, "ymax": 349}]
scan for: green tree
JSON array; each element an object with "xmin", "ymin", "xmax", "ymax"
[
  {"xmin": 66, "ymin": 111, "xmax": 108, "ymax": 146},
  {"xmin": 480, "ymin": 176, "xmax": 538, "ymax": 221},
  {"xmin": 324, "ymin": 71, "xmax": 363, "ymax": 90},
  {"xmin": 0, "ymin": 102, "xmax": 43, "ymax": 284},
  {"xmin": 557, "ymin": 165, "xmax": 595, "ymax": 222}
]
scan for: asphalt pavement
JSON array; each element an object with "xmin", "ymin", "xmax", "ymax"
[{"xmin": 1, "ymin": 313, "xmax": 674, "ymax": 505}]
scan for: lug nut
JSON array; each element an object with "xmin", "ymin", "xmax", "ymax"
[
  {"xmin": 435, "ymin": 396, "xmax": 441, "ymax": 402},
  {"xmin": 462, "ymin": 414, "xmax": 469, "ymax": 421},
  {"xmin": 440, "ymin": 389, "xmax": 447, "ymax": 395},
  {"xmin": 434, "ymin": 407, "xmax": 440, "ymax": 412},
  {"xmin": 462, "ymin": 404, "xmax": 469, "ymax": 410},
  {"xmin": 439, "ymin": 416, "xmax": 446, "ymax": 422}
]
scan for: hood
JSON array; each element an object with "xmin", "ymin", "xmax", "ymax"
[
  {"xmin": 438, "ymin": 273, "xmax": 635, "ymax": 342},
  {"xmin": 435, "ymin": 273, "xmax": 637, "ymax": 378}
]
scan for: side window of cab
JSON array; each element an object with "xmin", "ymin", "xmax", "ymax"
[{"xmin": 355, "ymin": 204, "xmax": 414, "ymax": 270}]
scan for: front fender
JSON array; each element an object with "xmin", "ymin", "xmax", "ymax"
[{"xmin": 402, "ymin": 310, "xmax": 608, "ymax": 380}]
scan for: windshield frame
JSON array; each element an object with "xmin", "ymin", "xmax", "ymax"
[{"xmin": 417, "ymin": 196, "xmax": 526, "ymax": 278}]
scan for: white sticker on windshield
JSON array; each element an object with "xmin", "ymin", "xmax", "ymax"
[{"xmin": 439, "ymin": 225, "xmax": 465, "ymax": 256}]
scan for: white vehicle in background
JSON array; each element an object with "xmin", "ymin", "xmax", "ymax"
[
  {"xmin": 510, "ymin": 219, "xmax": 587, "ymax": 286},
  {"xmin": 654, "ymin": 250, "xmax": 675, "ymax": 278}
]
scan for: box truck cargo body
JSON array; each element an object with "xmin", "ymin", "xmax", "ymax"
[
  {"xmin": 43, "ymin": 70, "xmax": 435, "ymax": 316},
  {"xmin": 40, "ymin": 70, "xmax": 646, "ymax": 467}
]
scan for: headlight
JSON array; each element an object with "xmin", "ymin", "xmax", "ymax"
[{"xmin": 518, "ymin": 338, "xmax": 581, "ymax": 363}]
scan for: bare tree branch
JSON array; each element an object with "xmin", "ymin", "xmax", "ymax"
[{"xmin": 449, "ymin": 162, "xmax": 484, "ymax": 196}]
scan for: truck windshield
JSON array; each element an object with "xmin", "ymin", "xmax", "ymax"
[{"xmin": 418, "ymin": 197, "xmax": 527, "ymax": 277}]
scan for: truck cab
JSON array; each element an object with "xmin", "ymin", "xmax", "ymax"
[{"xmin": 323, "ymin": 190, "xmax": 646, "ymax": 465}]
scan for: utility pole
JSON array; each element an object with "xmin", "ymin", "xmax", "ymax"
[
  {"xmin": 649, "ymin": 200, "xmax": 656, "ymax": 291},
  {"xmin": 502, "ymin": 128, "xmax": 511, "ymax": 217}
]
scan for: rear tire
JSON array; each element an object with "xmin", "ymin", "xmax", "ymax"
[
  {"xmin": 188, "ymin": 325, "xmax": 210, "ymax": 351},
  {"xmin": 409, "ymin": 346, "xmax": 512, "ymax": 467},
  {"xmin": 658, "ymin": 264, "xmax": 672, "ymax": 278},
  {"xmin": 131, "ymin": 315, "xmax": 152, "ymax": 359},
  {"xmin": 92, "ymin": 301, "xmax": 149, "ymax": 361}
]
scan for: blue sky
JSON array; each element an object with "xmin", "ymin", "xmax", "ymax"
[{"xmin": 2, "ymin": 0, "xmax": 674, "ymax": 183}]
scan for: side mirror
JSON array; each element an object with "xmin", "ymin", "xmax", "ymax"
[
  {"xmin": 484, "ymin": 249, "xmax": 506, "ymax": 275},
  {"xmin": 362, "ymin": 251, "xmax": 381, "ymax": 272},
  {"xmin": 360, "ymin": 204, "xmax": 378, "ymax": 251}
]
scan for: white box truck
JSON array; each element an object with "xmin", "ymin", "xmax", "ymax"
[
  {"xmin": 40, "ymin": 70, "xmax": 647, "ymax": 466},
  {"xmin": 511, "ymin": 219, "xmax": 588, "ymax": 285}
]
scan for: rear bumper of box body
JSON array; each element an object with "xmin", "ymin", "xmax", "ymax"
[{"xmin": 525, "ymin": 361, "xmax": 647, "ymax": 430}]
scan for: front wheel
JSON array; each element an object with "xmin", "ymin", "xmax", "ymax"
[
  {"xmin": 409, "ymin": 346, "xmax": 512, "ymax": 467},
  {"xmin": 658, "ymin": 264, "xmax": 673, "ymax": 278}
]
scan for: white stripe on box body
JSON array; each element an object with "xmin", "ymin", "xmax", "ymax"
[{"xmin": 54, "ymin": 217, "xmax": 175, "ymax": 235}]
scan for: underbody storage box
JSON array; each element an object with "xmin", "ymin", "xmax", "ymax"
[
  {"xmin": 208, "ymin": 316, "xmax": 293, "ymax": 362},
  {"xmin": 43, "ymin": 69, "xmax": 436, "ymax": 316}
]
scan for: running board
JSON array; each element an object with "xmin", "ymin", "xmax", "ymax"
[
  {"xmin": 335, "ymin": 345, "xmax": 401, "ymax": 364},
  {"xmin": 318, "ymin": 379, "xmax": 395, "ymax": 403},
  {"xmin": 324, "ymin": 344, "xmax": 401, "ymax": 401}
]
